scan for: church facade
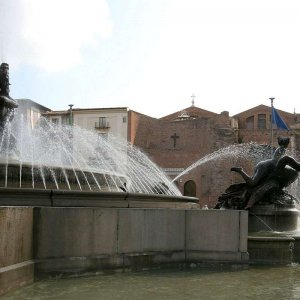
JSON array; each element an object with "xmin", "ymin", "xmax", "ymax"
[
  {"xmin": 128, "ymin": 104, "xmax": 300, "ymax": 207},
  {"xmin": 128, "ymin": 106, "xmax": 238, "ymax": 207}
]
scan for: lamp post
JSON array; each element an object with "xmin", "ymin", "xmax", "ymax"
[
  {"xmin": 68, "ymin": 104, "xmax": 74, "ymax": 126},
  {"xmin": 269, "ymin": 97, "xmax": 275, "ymax": 146}
]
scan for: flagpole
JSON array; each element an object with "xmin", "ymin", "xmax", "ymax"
[{"xmin": 269, "ymin": 97, "xmax": 275, "ymax": 146}]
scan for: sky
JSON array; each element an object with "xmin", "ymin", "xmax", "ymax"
[{"xmin": 1, "ymin": 0, "xmax": 300, "ymax": 118}]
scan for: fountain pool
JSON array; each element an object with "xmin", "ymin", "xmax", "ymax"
[{"xmin": 2, "ymin": 265, "xmax": 300, "ymax": 300}]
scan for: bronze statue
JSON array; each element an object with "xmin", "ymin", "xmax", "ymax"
[
  {"xmin": 215, "ymin": 137, "xmax": 300, "ymax": 209},
  {"xmin": 0, "ymin": 63, "xmax": 18, "ymax": 130},
  {"xmin": 0, "ymin": 63, "xmax": 11, "ymax": 98}
]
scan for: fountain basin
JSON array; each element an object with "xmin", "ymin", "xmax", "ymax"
[
  {"xmin": 0, "ymin": 205, "xmax": 247, "ymax": 292},
  {"xmin": 0, "ymin": 187, "xmax": 199, "ymax": 209},
  {"xmin": 0, "ymin": 161, "xmax": 129, "ymax": 192},
  {"xmin": 248, "ymin": 205, "xmax": 299, "ymax": 232},
  {"xmin": 248, "ymin": 233, "xmax": 295, "ymax": 264},
  {"xmin": 247, "ymin": 205, "xmax": 299, "ymax": 265}
]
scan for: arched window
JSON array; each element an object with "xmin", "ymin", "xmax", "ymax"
[{"xmin": 184, "ymin": 180, "xmax": 196, "ymax": 197}]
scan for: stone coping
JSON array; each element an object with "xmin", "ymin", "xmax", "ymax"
[
  {"xmin": 248, "ymin": 236, "xmax": 295, "ymax": 242},
  {"xmin": 0, "ymin": 187, "xmax": 199, "ymax": 208}
]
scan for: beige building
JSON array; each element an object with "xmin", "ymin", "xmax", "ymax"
[{"xmin": 43, "ymin": 107, "xmax": 129, "ymax": 140}]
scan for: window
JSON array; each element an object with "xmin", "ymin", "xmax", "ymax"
[
  {"xmin": 246, "ymin": 116, "xmax": 254, "ymax": 130},
  {"xmin": 258, "ymin": 114, "xmax": 266, "ymax": 129},
  {"xmin": 123, "ymin": 116, "xmax": 127, "ymax": 123},
  {"xmin": 95, "ymin": 117, "xmax": 109, "ymax": 129}
]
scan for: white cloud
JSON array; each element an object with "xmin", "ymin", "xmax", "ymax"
[
  {"xmin": 0, "ymin": 0, "xmax": 112, "ymax": 71},
  {"xmin": 111, "ymin": 0, "xmax": 300, "ymax": 116}
]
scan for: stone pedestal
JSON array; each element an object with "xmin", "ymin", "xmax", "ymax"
[
  {"xmin": 248, "ymin": 205, "xmax": 299, "ymax": 232},
  {"xmin": 248, "ymin": 234, "xmax": 294, "ymax": 264},
  {"xmin": 248, "ymin": 204, "xmax": 300, "ymax": 264}
]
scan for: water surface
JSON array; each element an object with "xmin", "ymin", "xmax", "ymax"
[{"xmin": 3, "ymin": 265, "xmax": 300, "ymax": 300}]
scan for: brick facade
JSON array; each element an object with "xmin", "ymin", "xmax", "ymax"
[
  {"xmin": 128, "ymin": 107, "xmax": 238, "ymax": 207},
  {"xmin": 233, "ymin": 105, "xmax": 294, "ymax": 145},
  {"xmin": 129, "ymin": 105, "xmax": 300, "ymax": 208}
]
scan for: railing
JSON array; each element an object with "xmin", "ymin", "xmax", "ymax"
[{"xmin": 95, "ymin": 121, "xmax": 110, "ymax": 129}]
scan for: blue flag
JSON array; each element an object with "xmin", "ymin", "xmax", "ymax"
[{"xmin": 271, "ymin": 106, "xmax": 289, "ymax": 130}]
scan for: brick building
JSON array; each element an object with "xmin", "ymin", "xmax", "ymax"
[
  {"xmin": 128, "ymin": 104, "xmax": 300, "ymax": 208},
  {"xmin": 233, "ymin": 104, "xmax": 295, "ymax": 146},
  {"xmin": 128, "ymin": 106, "xmax": 238, "ymax": 207}
]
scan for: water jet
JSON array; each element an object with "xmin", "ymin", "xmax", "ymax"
[{"xmin": 0, "ymin": 63, "xmax": 199, "ymax": 207}]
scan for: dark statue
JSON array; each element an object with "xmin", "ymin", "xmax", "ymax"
[
  {"xmin": 0, "ymin": 63, "xmax": 18, "ymax": 130},
  {"xmin": 215, "ymin": 137, "xmax": 300, "ymax": 210}
]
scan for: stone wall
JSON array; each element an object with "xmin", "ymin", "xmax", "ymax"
[
  {"xmin": 34, "ymin": 207, "xmax": 248, "ymax": 276},
  {"xmin": 0, "ymin": 208, "xmax": 34, "ymax": 295},
  {"xmin": 0, "ymin": 206, "xmax": 248, "ymax": 295}
]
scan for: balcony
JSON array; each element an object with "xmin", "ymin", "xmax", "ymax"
[{"xmin": 95, "ymin": 120, "xmax": 110, "ymax": 129}]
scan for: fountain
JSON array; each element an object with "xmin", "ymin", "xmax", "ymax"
[
  {"xmin": 214, "ymin": 137, "xmax": 300, "ymax": 232},
  {"xmin": 0, "ymin": 63, "xmax": 249, "ymax": 296},
  {"xmin": 0, "ymin": 62, "xmax": 198, "ymax": 208},
  {"xmin": 210, "ymin": 137, "xmax": 300, "ymax": 264},
  {"xmin": 0, "ymin": 62, "xmax": 209, "ymax": 296},
  {"xmin": 171, "ymin": 137, "xmax": 300, "ymax": 264}
]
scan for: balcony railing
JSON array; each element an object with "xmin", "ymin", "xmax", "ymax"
[{"xmin": 95, "ymin": 121, "xmax": 110, "ymax": 129}]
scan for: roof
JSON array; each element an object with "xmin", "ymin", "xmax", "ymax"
[
  {"xmin": 233, "ymin": 104, "xmax": 294, "ymax": 118},
  {"xmin": 128, "ymin": 109, "xmax": 157, "ymax": 120},
  {"xmin": 160, "ymin": 106, "xmax": 218, "ymax": 121},
  {"xmin": 16, "ymin": 98, "xmax": 51, "ymax": 112},
  {"xmin": 43, "ymin": 107, "xmax": 129, "ymax": 116}
]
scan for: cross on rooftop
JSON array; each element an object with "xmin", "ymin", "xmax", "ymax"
[
  {"xmin": 171, "ymin": 133, "xmax": 180, "ymax": 148},
  {"xmin": 191, "ymin": 94, "xmax": 196, "ymax": 107}
]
